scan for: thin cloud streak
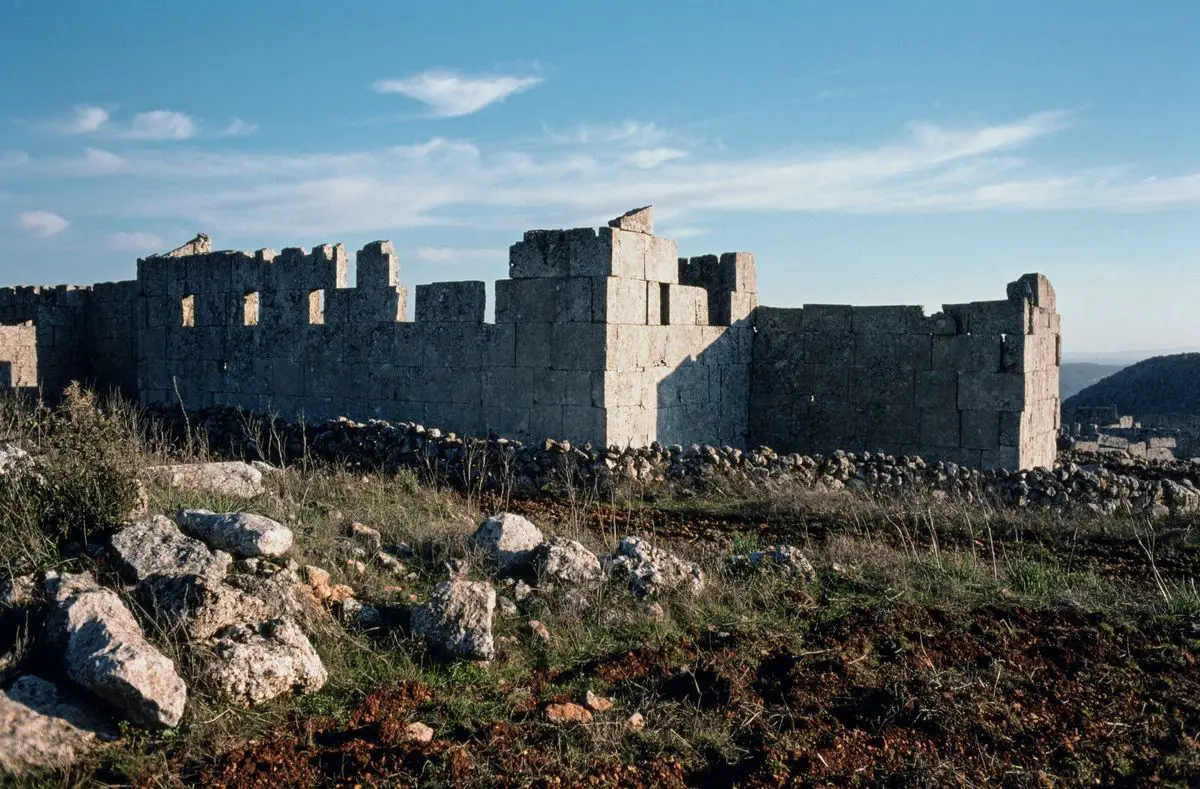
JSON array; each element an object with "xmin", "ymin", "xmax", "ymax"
[
  {"xmin": 373, "ymin": 70, "xmax": 542, "ymax": 117},
  {"xmin": 16, "ymin": 210, "xmax": 69, "ymax": 238},
  {"xmin": 3, "ymin": 111, "xmax": 1198, "ymax": 239}
]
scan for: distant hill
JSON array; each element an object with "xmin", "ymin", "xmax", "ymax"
[
  {"xmin": 1062, "ymin": 353, "xmax": 1200, "ymax": 418},
  {"xmin": 1059, "ymin": 362, "xmax": 1127, "ymax": 401}
]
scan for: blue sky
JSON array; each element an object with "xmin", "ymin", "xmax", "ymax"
[{"xmin": 1, "ymin": 1, "xmax": 1197, "ymax": 354}]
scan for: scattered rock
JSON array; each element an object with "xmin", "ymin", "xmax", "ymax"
[
  {"xmin": 528, "ymin": 619, "xmax": 551, "ymax": 643},
  {"xmin": 301, "ymin": 565, "xmax": 355, "ymax": 606},
  {"xmin": 345, "ymin": 559, "xmax": 367, "ymax": 575},
  {"xmin": 729, "ymin": 544, "xmax": 816, "ymax": 582},
  {"xmin": 513, "ymin": 580, "xmax": 533, "ymax": 602},
  {"xmin": 202, "ymin": 618, "xmax": 327, "ymax": 707},
  {"xmin": 175, "ymin": 509, "xmax": 294, "ymax": 558},
  {"xmin": 225, "ymin": 564, "xmax": 326, "ymax": 627},
  {"xmin": 397, "ymin": 721, "xmax": 434, "ymax": 744},
  {"xmin": 585, "ymin": 690, "xmax": 613, "ymax": 713},
  {"xmin": 377, "ymin": 551, "xmax": 406, "ymax": 574},
  {"xmin": 110, "ymin": 516, "xmax": 231, "ymax": 583},
  {"xmin": 497, "ymin": 597, "xmax": 518, "ymax": 617},
  {"xmin": 473, "ymin": 513, "xmax": 543, "ymax": 571},
  {"xmin": 534, "ymin": 537, "xmax": 602, "ymax": 589},
  {"xmin": 347, "ymin": 522, "xmax": 383, "ymax": 554},
  {"xmin": 46, "ymin": 572, "xmax": 187, "ymax": 728},
  {"xmin": 138, "ymin": 573, "xmax": 270, "ymax": 641},
  {"xmin": 545, "ymin": 702, "xmax": 592, "ymax": 725},
  {"xmin": 0, "ymin": 676, "xmax": 118, "ymax": 776},
  {"xmin": 337, "ymin": 598, "xmax": 382, "ymax": 630},
  {"xmin": 603, "ymin": 536, "xmax": 705, "ymax": 598},
  {"xmin": 627, "ymin": 712, "xmax": 646, "ymax": 730},
  {"xmin": 643, "ymin": 602, "xmax": 667, "ymax": 622},
  {"xmin": 144, "ymin": 461, "xmax": 265, "ymax": 498},
  {"xmin": 0, "ymin": 443, "xmax": 32, "ymax": 476},
  {"xmin": 411, "ymin": 580, "xmax": 496, "ymax": 661}
]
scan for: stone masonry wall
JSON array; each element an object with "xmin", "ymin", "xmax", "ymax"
[
  {"xmin": 749, "ymin": 273, "xmax": 1060, "ymax": 469},
  {"xmin": 0, "ymin": 208, "xmax": 1060, "ymax": 469}
]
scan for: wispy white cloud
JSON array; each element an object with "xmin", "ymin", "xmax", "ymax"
[
  {"xmin": 415, "ymin": 247, "xmax": 506, "ymax": 263},
  {"xmin": 105, "ymin": 231, "xmax": 164, "ymax": 251},
  {"xmin": 16, "ymin": 210, "xmax": 69, "ymax": 238},
  {"xmin": 121, "ymin": 110, "xmax": 196, "ymax": 140},
  {"xmin": 48, "ymin": 105, "xmax": 110, "ymax": 134},
  {"xmin": 545, "ymin": 120, "xmax": 668, "ymax": 147},
  {"xmin": 2, "ymin": 111, "xmax": 1197, "ymax": 241},
  {"xmin": 219, "ymin": 118, "xmax": 257, "ymax": 137},
  {"xmin": 372, "ymin": 70, "xmax": 542, "ymax": 117},
  {"xmin": 624, "ymin": 147, "xmax": 687, "ymax": 169}
]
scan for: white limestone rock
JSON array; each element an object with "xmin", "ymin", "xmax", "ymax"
[
  {"xmin": 411, "ymin": 580, "xmax": 496, "ymax": 661},
  {"xmin": 473, "ymin": 513, "xmax": 543, "ymax": 571},
  {"xmin": 603, "ymin": 536, "xmax": 705, "ymax": 598},
  {"xmin": 534, "ymin": 537, "xmax": 602, "ymax": 589},
  {"xmin": 46, "ymin": 572, "xmax": 187, "ymax": 728},
  {"xmin": 0, "ymin": 574, "xmax": 36, "ymax": 609},
  {"xmin": 138, "ymin": 574, "xmax": 271, "ymax": 641},
  {"xmin": 729, "ymin": 544, "xmax": 817, "ymax": 582},
  {"xmin": 0, "ymin": 443, "xmax": 33, "ymax": 476},
  {"xmin": 202, "ymin": 618, "xmax": 327, "ymax": 707},
  {"xmin": 0, "ymin": 676, "xmax": 118, "ymax": 776},
  {"xmin": 144, "ymin": 461, "xmax": 264, "ymax": 498},
  {"xmin": 175, "ymin": 509, "xmax": 294, "ymax": 558},
  {"xmin": 110, "ymin": 515, "xmax": 231, "ymax": 583}
]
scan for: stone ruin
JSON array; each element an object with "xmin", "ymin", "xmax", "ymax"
[{"xmin": 0, "ymin": 207, "xmax": 1061, "ymax": 469}]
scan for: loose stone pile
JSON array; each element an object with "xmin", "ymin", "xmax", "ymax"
[{"xmin": 153, "ymin": 406, "xmax": 1200, "ymax": 518}]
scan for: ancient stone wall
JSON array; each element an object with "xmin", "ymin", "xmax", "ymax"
[
  {"xmin": 749, "ymin": 273, "xmax": 1061, "ymax": 469},
  {"xmin": 0, "ymin": 207, "xmax": 1061, "ymax": 469}
]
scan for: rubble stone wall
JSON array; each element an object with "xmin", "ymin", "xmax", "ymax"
[{"xmin": 749, "ymin": 274, "xmax": 1061, "ymax": 469}]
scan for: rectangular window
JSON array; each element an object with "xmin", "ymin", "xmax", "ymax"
[
  {"xmin": 243, "ymin": 291, "xmax": 259, "ymax": 325},
  {"xmin": 308, "ymin": 289, "xmax": 325, "ymax": 324},
  {"xmin": 181, "ymin": 294, "xmax": 195, "ymax": 328},
  {"xmin": 659, "ymin": 282, "xmax": 670, "ymax": 325}
]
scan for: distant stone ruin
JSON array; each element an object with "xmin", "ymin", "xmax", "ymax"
[{"xmin": 0, "ymin": 207, "xmax": 1061, "ymax": 469}]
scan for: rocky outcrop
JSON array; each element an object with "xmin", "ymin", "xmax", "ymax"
[
  {"xmin": 202, "ymin": 618, "xmax": 327, "ymax": 707},
  {"xmin": 45, "ymin": 572, "xmax": 187, "ymax": 728},
  {"xmin": 473, "ymin": 513, "xmax": 543, "ymax": 571},
  {"xmin": 603, "ymin": 537, "xmax": 705, "ymax": 598},
  {"xmin": 411, "ymin": 580, "xmax": 496, "ymax": 661},
  {"xmin": 144, "ymin": 461, "xmax": 265, "ymax": 498},
  {"xmin": 110, "ymin": 516, "xmax": 231, "ymax": 583},
  {"xmin": 0, "ymin": 676, "xmax": 118, "ymax": 776},
  {"xmin": 175, "ymin": 509, "xmax": 294, "ymax": 558}
]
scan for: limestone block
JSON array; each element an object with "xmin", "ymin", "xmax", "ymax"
[
  {"xmin": 663, "ymin": 284, "xmax": 708, "ymax": 326},
  {"xmin": 606, "ymin": 228, "xmax": 648, "ymax": 280},
  {"xmin": 480, "ymin": 366, "xmax": 533, "ymax": 409},
  {"xmin": 850, "ymin": 306, "xmax": 914, "ymax": 335},
  {"xmin": 594, "ymin": 277, "xmax": 648, "ymax": 325},
  {"xmin": 697, "ymin": 329, "xmax": 737, "ymax": 366},
  {"xmin": 604, "ymin": 405, "xmax": 654, "ymax": 449},
  {"xmin": 552, "ymin": 323, "xmax": 606, "ymax": 371},
  {"xmin": 932, "ymin": 335, "xmax": 1002, "ymax": 372},
  {"xmin": 915, "ymin": 370, "xmax": 958, "ymax": 410},
  {"xmin": 853, "ymin": 367, "xmax": 915, "ymax": 405},
  {"xmin": 138, "ymin": 256, "xmax": 168, "ymax": 296},
  {"xmin": 415, "ymin": 281, "xmax": 486, "ymax": 323},
  {"xmin": 1006, "ymin": 273, "xmax": 1055, "ymax": 311},
  {"xmin": 605, "ymin": 325, "xmax": 641, "ymax": 372},
  {"xmin": 495, "ymin": 278, "xmax": 592, "ymax": 324},
  {"xmin": 530, "ymin": 403, "xmax": 564, "ymax": 438},
  {"xmin": 421, "ymin": 323, "xmax": 483, "ymax": 369},
  {"xmin": 515, "ymin": 322, "xmax": 554, "ymax": 367},
  {"xmin": 801, "ymin": 304, "xmax": 852, "ymax": 333},
  {"xmin": 638, "ymin": 326, "xmax": 670, "ymax": 369},
  {"xmin": 803, "ymin": 331, "xmax": 854, "ymax": 366},
  {"xmin": 919, "ymin": 408, "xmax": 960, "ymax": 447},
  {"xmin": 968, "ymin": 299, "xmax": 1028, "ymax": 336},
  {"xmin": 645, "ymin": 236, "xmax": 679, "ymax": 283},
  {"xmin": 534, "ymin": 369, "xmax": 600, "ymax": 407},
  {"xmin": 980, "ymin": 446, "xmax": 1020, "ymax": 470},
  {"xmin": 718, "ymin": 252, "xmax": 757, "ymax": 293},
  {"xmin": 483, "ymin": 405, "xmax": 530, "ymax": 437},
  {"xmin": 957, "ymin": 372, "xmax": 1025, "ymax": 411},
  {"xmin": 608, "ymin": 205, "xmax": 654, "ymax": 234},
  {"xmin": 899, "ymin": 334, "xmax": 932, "ymax": 370},
  {"xmin": 999, "ymin": 411, "xmax": 1021, "ymax": 447},
  {"xmin": 961, "ymin": 409, "xmax": 1000, "ymax": 450},
  {"xmin": 562, "ymin": 405, "xmax": 605, "ymax": 443},
  {"xmin": 752, "ymin": 309, "xmax": 803, "ymax": 364},
  {"xmin": 356, "ymin": 241, "xmax": 399, "ymax": 288},
  {"xmin": 854, "ymin": 332, "xmax": 898, "ymax": 367},
  {"xmin": 604, "ymin": 371, "xmax": 644, "ymax": 407}
]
